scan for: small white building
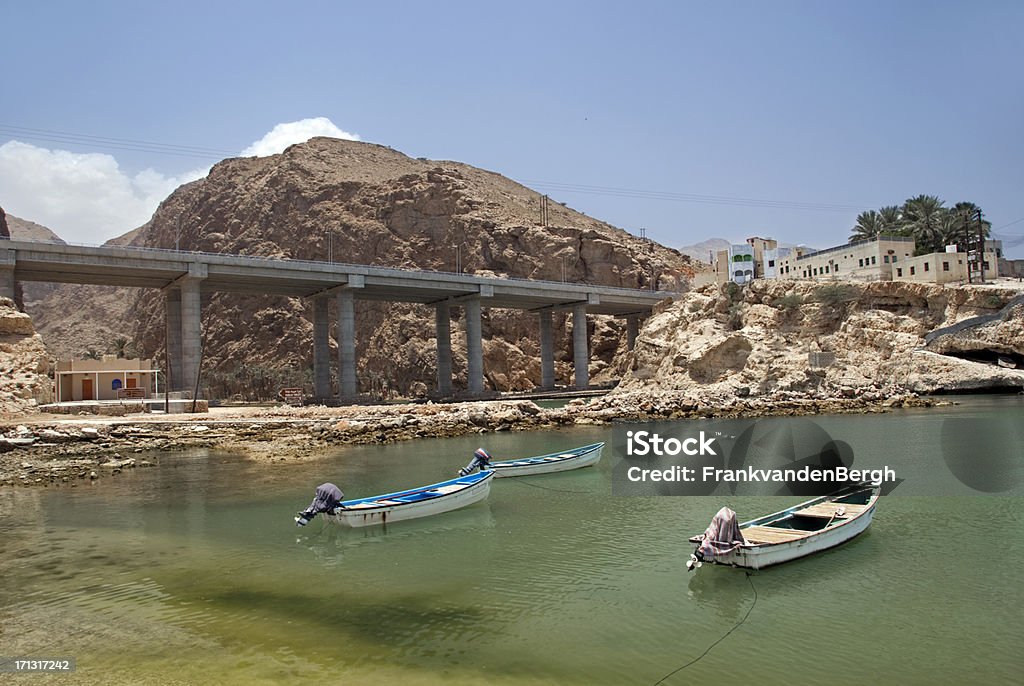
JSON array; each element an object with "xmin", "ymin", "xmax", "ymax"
[{"xmin": 55, "ymin": 356, "xmax": 160, "ymax": 402}]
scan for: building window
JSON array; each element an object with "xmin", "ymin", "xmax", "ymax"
[
  {"xmin": 768, "ymin": 260, "xmax": 775, "ymax": 268},
  {"xmin": 983, "ymin": 261, "xmax": 990, "ymax": 270},
  {"xmin": 910, "ymin": 266, "xmax": 916, "ymax": 275},
  {"xmin": 943, "ymin": 261, "xmax": 950, "ymax": 271},
  {"xmin": 897, "ymin": 268, "xmax": 903, "ymax": 277},
  {"xmin": 883, "ymin": 255, "xmax": 890, "ymax": 264},
  {"xmin": 871, "ymin": 256, "xmax": 877, "ymax": 265},
  {"xmin": 824, "ymin": 265, "xmax": 830, "ymax": 273},
  {"xmin": 835, "ymin": 265, "xmax": 840, "ymax": 272},
  {"xmin": 892, "ymin": 256, "xmax": 897, "ymax": 262},
  {"xmin": 924, "ymin": 262, "xmax": 930, "ymax": 272},
  {"xmin": 112, "ymin": 378, "xmax": 122, "ymax": 390},
  {"xmin": 858, "ymin": 258, "xmax": 864, "ymax": 267}
]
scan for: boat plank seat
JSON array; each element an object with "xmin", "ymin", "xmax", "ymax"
[
  {"xmin": 796, "ymin": 503, "xmax": 869, "ymax": 519},
  {"xmin": 742, "ymin": 525, "xmax": 812, "ymax": 544}
]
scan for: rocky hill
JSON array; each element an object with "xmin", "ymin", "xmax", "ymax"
[
  {"xmin": 0, "ymin": 297, "xmax": 51, "ymax": 414},
  {"xmin": 610, "ymin": 279, "xmax": 1024, "ymax": 402},
  {"xmin": 23, "ymin": 138, "xmax": 694, "ymax": 397}
]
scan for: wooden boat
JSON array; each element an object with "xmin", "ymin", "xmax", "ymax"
[
  {"xmin": 488, "ymin": 442, "xmax": 604, "ymax": 477},
  {"xmin": 328, "ymin": 470, "xmax": 494, "ymax": 528},
  {"xmin": 687, "ymin": 483, "xmax": 880, "ymax": 570}
]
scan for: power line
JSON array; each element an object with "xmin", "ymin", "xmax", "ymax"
[
  {"xmin": 2, "ymin": 122, "xmax": 1021, "ymax": 231},
  {"xmin": 519, "ymin": 178, "xmax": 868, "ymax": 213},
  {"xmin": 0, "ymin": 123, "xmax": 236, "ymax": 160}
]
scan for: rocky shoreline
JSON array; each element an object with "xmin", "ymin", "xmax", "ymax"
[{"xmin": 0, "ymin": 390, "xmax": 941, "ymax": 487}]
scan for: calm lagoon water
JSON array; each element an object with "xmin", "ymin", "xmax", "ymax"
[{"xmin": 1, "ymin": 395, "xmax": 1021, "ymax": 685}]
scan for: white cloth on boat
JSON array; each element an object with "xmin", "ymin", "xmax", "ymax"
[{"xmin": 697, "ymin": 506, "xmax": 746, "ymax": 559}]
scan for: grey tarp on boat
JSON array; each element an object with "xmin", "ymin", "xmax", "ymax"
[
  {"xmin": 301, "ymin": 482, "xmax": 344, "ymax": 518},
  {"xmin": 697, "ymin": 506, "xmax": 746, "ymax": 559}
]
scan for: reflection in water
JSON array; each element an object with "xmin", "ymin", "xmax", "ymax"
[
  {"xmin": 298, "ymin": 506, "xmax": 498, "ymax": 567},
  {"xmin": 687, "ymin": 568, "xmax": 752, "ymax": 622}
]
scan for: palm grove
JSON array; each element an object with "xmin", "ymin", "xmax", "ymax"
[{"xmin": 849, "ymin": 195, "xmax": 990, "ymax": 255}]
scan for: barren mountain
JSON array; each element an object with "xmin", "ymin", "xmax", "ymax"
[{"xmin": 24, "ymin": 138, "xmax": 694, "ymax": 397}]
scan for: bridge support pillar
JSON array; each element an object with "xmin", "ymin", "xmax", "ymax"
[
  {"xmin": 337, "ymin": 289, "xmax": 357, "ymax": 399},
  {"xmin": 626, "ymin": 315, "xmax": 640, "ymax": 351},
  {"xmin": 164, "ymin": 289, "xmax": 183, "ymax": 391},
  {"xmin": 573, "ymin": 302, "xmax": 589, "ymax": 390},
  {"xmin": 0, "ymin": 251, "xmax": 15, "ymax": 302},
  {"xmin": 312, "ymin": 295, "xmax": 331, "ymax": 400},
  {"xmin": 464, "ymin": 297, "xmax": 484, "ymax": 394},
  {"xmin": 539, "ymin": 309, "xmax": 555, "ymax": 390},
  {"xmin": 435, "ymin": 301, "xmax": 452, "ymax": 396},
  {"xmin": 180, "ymin": 276, "xmax": 203, "ymax": 397}
]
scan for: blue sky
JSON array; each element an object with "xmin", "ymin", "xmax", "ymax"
[{"xmin": 2, "ymin": 1, "xmax": 1022, "ymax": 257}]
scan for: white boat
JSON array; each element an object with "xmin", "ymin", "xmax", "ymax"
[
  {"xmin": 687, "ymin": 484, "xmax": 880, "ymax": 570},
  {"xmin": 484, "ymin": 442, "xmax": 605, "ymax": 477},
  {"xmin": 329, "ymin": 470, "xmax": 494, "ymax": 528}
]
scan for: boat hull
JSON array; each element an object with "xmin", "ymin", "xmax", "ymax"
[
  {"xmin": 491, "ymin": 443, "xmax": 604, "ymax": 477},
  {"xmin": 330, "ymin": 472, "xmax": 494, "ymax": 528}
]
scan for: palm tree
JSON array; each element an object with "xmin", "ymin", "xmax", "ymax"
[
  {"xmin": 849, "ymin": 210, "xmax": 883, "ymax": 242},
  {"xmin": 112, "ymin": 337, "xmax": 130, "ymax": 358},
  {"xmin": 946, "ymin": 201, "xmax": 991, "ymax": 250},
  {"xmin": 901, "ymin": 195, "xmax": 947, "ymax": 255},
  {"xmin": 878, "ymin": 205, "xmax": 902, "ymax": 235}
]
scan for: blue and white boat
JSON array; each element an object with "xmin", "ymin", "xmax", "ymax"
[
  {"xmin": 488, "ymin": 442, "xmax": 604, "ymax": 477},
  {"xmin": 330, "ymin": 470, "xmax": 494, "ymax": 528}
]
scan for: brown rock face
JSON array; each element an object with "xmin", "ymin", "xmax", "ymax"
[
  {"xmin": 0, "ymin": 297, "xmax": 51, "ymax": 413},
  {"xmin": 0, "ymin": 207, "xmax": 25, "ymax": 311},
  {"xmin": 614, "ymin": 280, "xmax": 1024, "ymax": 398},
  {"xmin": 28, "ymin": 138, "xmax": 694, "ymax": 398}
]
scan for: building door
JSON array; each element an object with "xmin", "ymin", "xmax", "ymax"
[
  {"xmin": 126, "ymin": 378, "xmax": 137, "ymax": 389},
  {"xmin": 82, "ymin": 378, "xmax": 94, "ymax": 400}
]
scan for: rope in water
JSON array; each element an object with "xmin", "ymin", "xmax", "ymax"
[
  {"xmin": 509, "ymin": 477, "xmax": 591, "ymax": 494},
  {"xmin": 652, "ymin": 572, "xmax": 758, "ymax": 685}
]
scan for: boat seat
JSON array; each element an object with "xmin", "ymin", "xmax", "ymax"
[
  {"xmin": 742, "ymin": 526, "xmax": 813, "ymax": 544},
  {"xmin": 796, "ymin": 503, "xmax": 869, "ymax": 519},
  {"xmin": 431, "ymin": 485, "xmax": 464, "ymax": 495}
]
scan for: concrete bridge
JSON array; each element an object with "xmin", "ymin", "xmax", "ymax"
[{"xmin": 1, "ymin": 239, "xmax": 671, "ymax": 400}]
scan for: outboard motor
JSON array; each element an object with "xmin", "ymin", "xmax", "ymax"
[
  {"xmin": 459, "ymin": 448, "xmax": 492, "ymax": 476},
  {"xmin": 295, "ymin": 482, "xmax": 345, "ymax": 527}
]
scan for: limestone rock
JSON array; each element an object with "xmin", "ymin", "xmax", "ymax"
[
  {"xmin": 612, "ymin": 280, "xmax": 1024, "ymax": 398},
  {"xmin": 0, "ymin": 297, "xmax": 52, "ymax": 414}
]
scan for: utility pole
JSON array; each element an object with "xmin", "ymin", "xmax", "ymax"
[
  {"xmin": 455, "ymin": 244, "xmax": 461, "ymax": 274},
  {"xmin": 176, "ymin": 214, "xmax": 181, "ymax": 252},
  {"xmin": 540, "ymin": 195, "xmax": 549, "ymax": 227},
  {"xmin": 976, "ymin": 208, "xmax": 986, "ymax": 284}
]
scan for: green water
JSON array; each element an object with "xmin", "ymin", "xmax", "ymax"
[{"xmin": 1, "ymin": 396, "xmax": 1022, "ymax": 685}]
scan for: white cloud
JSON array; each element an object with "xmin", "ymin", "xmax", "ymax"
[
  {"xmin": 241, "ymin": 117, "xmax": 359, "ymax": 157},
  {"xmin": 0, "ymin": 117, "xmax": 360, "ymax": 244},
  {"xmin": 0, "ymin": 141, "xmax": 207, "ymax": 244}
]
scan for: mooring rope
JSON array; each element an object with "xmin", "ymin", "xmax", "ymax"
[
  {"xmin": 509, "ymin": 477, "xmax": 591, "ymax": 494},
  {"xmin": 652, "ymin": 572, "xmax": 758, "ymax": 685}
]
